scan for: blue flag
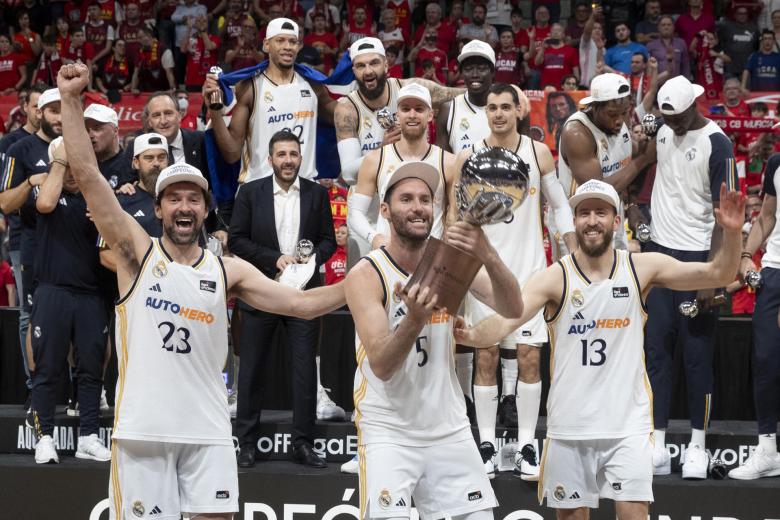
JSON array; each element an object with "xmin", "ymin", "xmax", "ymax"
[{"xmin": 204, "ymin": 54, "xmax": 356, "ymax": 204}]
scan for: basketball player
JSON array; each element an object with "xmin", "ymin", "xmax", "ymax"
[
  {"xmin": 345, "ymin": 161, "xmax": 523, "ymax": 520},
  {"xmin": 731, "ymin": 151, "xmax": 780, "ymax": 480},
  {"xmin": 557, "ymin": 73, "xmax": 657, "ymax": 253},
  {"xmin": 456, "ymin": 179, "xmax": 745, "ymax": 519},
  {"xmin": 348, "ymin": 83, "xmax": 456, "ymax": 250},
  {"xmin": 457, "ymin": 83, "xmax": 577, "ymax": 480},
  {"xmin": 202, "ymin": 17, "xmax": 338, "ymax": 182},
  {"xmin": 436, "ymin": 40, "xmax": 495, "ymax": 153},
  {"xmin": 58, "ymin": 63, "xmax": 345, "ymax": 520}
]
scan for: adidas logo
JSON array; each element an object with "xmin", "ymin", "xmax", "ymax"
[
  {"xmin": 150, "ymin": 505, "xmax": 163, "ymax": 515},
  {"xmin": 393, "ymin": 307, "xmax": 406, "ymax": 319},
  {"xmin": 394, "ymin": 498, "xmax": 406, "ymax": 507},
  {"xmin": 569, "ymin": 492, "xmax": 581, "ymax": 500},
  {"xmin": 461, "ymin": 134, "xmax": 470, "ymax": 140},
  {"xmin": 573, "ymin": 311, "xmax": 584, "ymax": 320},
  {"xmin": 366, "ymin": 132, "xmax": 374, "ymax": 139},
  {"xmin": 269, "ymin": 106, "xmax": 276, "ymax": 112},
  {"xmin": 36, "ymin": 159, "xmax": 47, "ymax": 167},
  {"xmin": 134, "ymin": 210, "xmax": 145, "ymax": 217},
  {"xmin": 149, "ymin": 283, "xmax": 162, "ymax": 292}
]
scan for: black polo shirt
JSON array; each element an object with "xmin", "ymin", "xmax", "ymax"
[
  {"xmin": 117, "ymin": 188, "xmax": 162, "ymax": 237},
  {"xmin": 0, "ymin": 127, "xmax": 31, "ymax": 252},
  {"xmin": 98, "ymin": 149, "xmax": 134, "ymax": 190}
]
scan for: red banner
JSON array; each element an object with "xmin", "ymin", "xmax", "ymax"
[{"xmin": 708, "ymin": 115, "xmax": 778, "ymax": 133}]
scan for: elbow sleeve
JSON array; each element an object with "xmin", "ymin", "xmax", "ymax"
[
  {"xmin": 338, "ymin": 138, "xmax": 364, "ymax": 186},
  {"xmin": 347, "ymin": 192, "xmax": 377, "ymax": 244},
  {"xmin": 542, "ymin": 173, "xmax": 575, "ymax": 235}
]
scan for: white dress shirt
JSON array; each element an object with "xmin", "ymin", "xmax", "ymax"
[
  {"xmin": 273, "ymin": 175, "xmax": 301, "ymax": 257},
  {"xmin": 169, "ymin": 130, "xmax": 185, "ymax": 164}
]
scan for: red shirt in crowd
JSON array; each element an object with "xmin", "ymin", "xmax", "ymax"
[
  {"xmin": 386, "ymin": 0, "xmax": 412, "ymax": 35},
  {"xmin": 415, "ymin": 47, "xmax": 448, "ymax": 85},
  {"xmin": 731, "ymin": 250, "xmax": 763, "ymax": 314},
  {"xmin": 118, "ymin": 19, "xmax": 144, "ymax": 63},
  {"xmin": 181, "ymin": 112, "xmax": 198, "ymax": 130},
  {"xmin": 12, "ymin": 31, "xmax": 39, "ymax": 62},
  {"xmin": 56, "ymin": 35, "xmax": 70, "ymax": 56},
  {"xmin": 324, "ymin": 246, "xmax": 347, "ymax": 286},
  {"xmin": 537, "ymin": 45, "xmax": 578, "ymax": 89},
  {"xmin": 94, "ymin": 0, "xmax": 119, "ymax": 24},
  {"xmin": 0, "ymin": 260, "xmax": 15, "ymax": 307},
  {"xmin": 304, "ymin": 31, "xmax": 338, "ymax": 74},
  {"xmin": 414, "ymin": 22, "xmax": 456, "ymax": 55},
  {"xmin": 99, "ymin": 53, "xmax": 131, "ymax": 89},
  {"xmin": 388, "ymin": 63, "xmax": 403, "ymax": 78},
  {"xmin": 724, "ymin": 99, "xmax": 751, "ymax": 117},
  {"xmin": 674, "ymin": 11, "xmax": 715, "ymax": 46},
  {"xmin": 494, "ymin": 49, "xmax": 524, "ymax": 85},
  {"xmin": 0, "ymin": 52, "xmax": 22, "ymax": 91},
  {"xmin": 85, "ymin": 20, "xmax": 113, "ymax": 51},
  {"xmin": 328, "ymin": 185, "xmax": 347, "ymax": 226},
  {"xmin": 184, "ymin": 34, "xmax": 220, "ymax": 89},
  {"xmin": 32, "ymin": 51, "xmax": 64, "ymax": 87}
]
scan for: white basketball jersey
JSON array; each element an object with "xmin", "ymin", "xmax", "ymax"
[
  {"xmin": 557, "ymin": 111, "xmax": 631, "ymax": 249},
  {"xmin": 545, "ymin": 250, "xmax": 653, "ymax": 440},
  {"xmin": 113, "ymin": 239, "xmax": 231, "ymax": 445},
  {"xmin": 447, "ymin": 94, "xmax": 490, "ymax": 152},
  {"xmin": 375, "ymin": 143, "xmax": 447, "ymax": 239},
  {"xmin": 240, "ymin": 72, "xmax": 318, "ymax": 183},
  {"xmin": 346, "ymin": 78, "xmax": 402, "ymax": 154},
  {"xmin": 354, "ymin": 247, "xmax": 472, "ymax": 446}
]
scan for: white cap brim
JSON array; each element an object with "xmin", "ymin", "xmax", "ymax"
[
  {"xmin": 658, "ymin": 84, "xmax": 705, "ymax": 115},
  {"xmin": 384, "ymin": 162, "xmax": 440, "ymax": 198},
  {"xmin": 457, "ymin": 51, "xmax": 495, "ymax": 65},
  {"xmin": 155, "ymin": 163, "xmax": 209, "ymax": 196},
  {"xmin": 568, "ymin": 191, "xmax": 619, "ymax": 211}
]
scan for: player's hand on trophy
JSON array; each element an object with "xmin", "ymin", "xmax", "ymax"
[
  {"xmin": 714, "ymin": 183, "xmax": 746, "ymax": 233},
  {"xmin": 396, "ymin": 281, "xmax": 440, "ymax": 322},
  {"xmin": 202, "ymin": 74, "xmax": 221, "ymax": 111},
  {"xmin": 739, "ymin": 256, "xmax": 758, "ymax": 283},
  {"xmin": 57, "ymin": 63, "xmax": 91, "ymax": 95},
  {"xmin": 445, "ymin": 221, "xmax": 495, "ymax": 264},
  {"xmin": 380, "ymin": 125, "xmax": 402, "ymax": 146},
  {"xmin": 276, "ymin": 254, "xmax": 297, "ymax": 272}
]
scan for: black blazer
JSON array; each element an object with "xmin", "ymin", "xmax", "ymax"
[
  {"xmin": 228, "ymin": 176, "xmax": 336, "ymax": 289},
  {"xmin": 180, "ymin": 129, "xmax": 206, "ymax": 174}
]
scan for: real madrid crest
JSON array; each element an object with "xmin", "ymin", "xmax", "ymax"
[
  {"xmin": 363, "ymin": 118, "xmax": 373, "ymax": 129},
  {"xmin": 459, "ymin": 118, "xmax": 470, "ymax": 131},
  {"xmin": 571, "ymin": 289, "xmax": 584, "ymax": 307},
  {"xmin": 132, "ymin": 500, "xmax": 145, "ymax": 517},
  {"xmin": 553, "ymin": 485, "xmax": 566, "ymax": 501},
  {"xmin": 264, "ymin": 91, "xmax": 273, "ymax": 103},
  {"xmin": 378, "ymin": 489, "xmax": 392, "ymax": 508},
  {"xmin": 392, "ymin": 288, "xmax": 402, "ymax": 304},
  {"xmin": 685, "ymin": 147, "xmax": 697, "ymax": 161},
  {"xmin": 600, "ymin": 138, "xmax": 608, "ymax": 151},
  {"xmin": 152, "ymin": 260, "xmax": 168, "ymax": 278}
]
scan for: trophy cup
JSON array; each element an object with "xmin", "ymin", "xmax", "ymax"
[
  {"xmin": 641, "ymin": 114, "xmax": 664, "ymax": 138},
  {"xmin": 679, "ymin": 290, "xmax": 728, "ymax": 318},
  {"xmin": 377, "ymin": 107, "xmax": 396, "ymax": 130},
  {"xmin": 278, "ymin": 240, "xmax": 317, "ymax": 290},
  {"xmin": 208, "ymin": 66, "xmax": 224, "ymax": 111},
  {"xmin": 403, "ymin": 147, "xmax": 529, "ymax": 311},
  {"xmin": 636, "ymin": 223, "xmax": 651, "ymax": 243},
  {"xmin": 746, "ymin": 270, "xmax": 762, "ymax": 289}
]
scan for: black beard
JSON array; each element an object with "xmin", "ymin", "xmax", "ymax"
[
  {"xmin": 164, "ymin": 212, "xmax": 201, "ymax": 246},
  {"xmin": 359, "ymin": 72, "xmax": 388, "ymax": 101},
  {"xmin": 576, "ymin": 226, "xmax": 614, "ymax": 257},
  {"xmin": 40, "ymin": 118, "xmax": 60, "ymax": 140},
  {"xmin": 389, "ymin": 210, "xmax": 431, "ymax": 245}
]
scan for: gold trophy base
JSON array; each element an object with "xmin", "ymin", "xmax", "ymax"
[{"xmin": 403, "ymin": 237, "xmax": 484, "ymax": 312}]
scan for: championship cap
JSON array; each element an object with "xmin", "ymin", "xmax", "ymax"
[
  {"xmin": 458, "ymin": 40, "xmax": 496, "ymax": 65},
  {"xmin": 397, "ymin": 83, "xmax": 431, "ymax": 108},
  {"xmin": 579, "ymin": 73, "xmax": 630, "ymax": 105},
  {"xmin": 84, "ymin": 103, "xmax": 118, "ymax": 126},
  {"xmin": 265, "ymin": 18, "xmax": 299, "ymax": 40},
  {"xmin": 47, "ymin": 136, "xmax": 64, "ymax": 163},
  {"xmin": 383, "ymin": 161, "xmax": 440, "ymax": 198},
  {"xmin": 350, "ymin": 37, "xmax": 385, "ymax": 60},
  {"xmin": 568, "ymin": 179, "xmax": 620, "ymax": 211},
  {"xmin": 155, "ymin": 163, "xmax": 209, "ymax": 196},
  {"xmin": 133, "ymin": 133, "xmax": 168, "ymax": 157},
  {"xmin": 657, "ymin": 75, "xmax": 705, "ymax": 115},
  {"xmin": 38, "ymin": 88, "xmax": 61, "ymax": 109}
]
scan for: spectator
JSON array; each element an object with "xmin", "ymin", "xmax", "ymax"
[
  {"xmin": 142, "ymin": 92, "xmax": 206, "ymax": 174},
  {"xmin": 95, "ymin": 38, "xmax": 132, "ymax": 94},
  {"xmin": 759, "ymin": 1, "xmax": 780, "ymax": 31},
  {"xmin": 53, "ymin": 17, "xmax": 70, "ymax": 56},
  {"xmin": 172, "ymin": 0, "xmax": 207, "ymax": 85},
  {"xmin": 646, "ymin": 15, "xmax": 691, "ymax": 79},
  {"xmin": 413, "ymin": 3, "xmax": 455, "ymax": 56},
  {"xmin": 63, "ymin": 1, "xmax": 85, "ymax": 29},
  {"xmin": 561, "ymin": 74, "xmax": 578, "ymax": 91},
  {"xmin": 324, "ymin": 223, "xmax": 348, "ymax": 286},
  {"xmin": 220, "ymin": 0, "xmax": 254, "ymax": 52},
  {"xmin": 224, "ymin": 18, "xmax": 264, "ymax": 71},
  {"xmin": 83, "ymin": 1, "xmax": 115, "ymax": 68},
  {"xmin": 486, "ymin": 0, "xmax": 514, "ymax": 32},
  {"xmin": 743, "ymin": 30, "xmax": 780, "ymax": 92},
  {"xmin": 719, "ymin": 6, "xmax": 759, "ymax": 80},
  {"xmin": 578, "ymin": 6, "xmax": 604, "ymax": 89},
  {"xmin": 339, "ymin": 6, "xmax": 375, "ymax": 50},
  {"xmin": 176, "ymin": 90, "xmax": 199, "ymax": 131},
  {"xmin": 0, "ymin": 34, "xmax": 27, "ymax": 96},
  {"xmin": 565, "ymin": 1, "xmax": 591, "ymax": 48},
  {"xmin": 304, "ymin": 0, "xmax": 340, "ymax": 34},
  {"xmin": 770, "ymin": 9, "xmax": 780, "ymax": 47},
  {"xmin": 229, "ymin": 130, "xmax": 336, "ymax": 469},
  {"xmin": 533, "ymin": 23, "xmax": 579, "ymax": 89},
  {"xmin": 409, "ymin": 25, "xmax": 449, "ymax": 86},
  {"xmin": 181, "ymin": 14, "xmax": 219, "ymax": 93},
  {"xmin": 378, "ymin": 8, "xmax": 406, "ymax": 63},
  {"xmin": 695, "ymin": 31, "xmax": 728, "ymax": 100},
  {"xmin": 604, "ymin": 23, "xmax": 648, "ymax": 75},
  {"xmin": 446, "ymin": 0, "xmax": 469, "ymax": 31},
  {"xmin": 457, "ymin": 4, "xmax": 498, "ymax": 47},
  {"xmin": 14, "ymin": 0, "xmax": 49, "ymax": 36},
  {"xmin": 12, "ymin": 10, "xmax": 41, "ymax": 63},
  {"xmin": 5, "ymin": 89, "xmax": 29, "ymax": 132},
  {"xmin": 511, "ymin": 7, "xmax": 529, "ymax": 49},
  {"xmin": 628, "ymin": 53, "xmax": 652, "ymax": 104},
  {"xmin": 0, "ymin": 257, "xmax": 15, "ymax": 307},
  {"xmin": 304, "ymin": 13, "xmax": 338, "ymax": 74},
  {"xmin": 675, "ymin": 0, "xmax": 715, "ymax": 53},
  {"xmin": 387, "ymin": 0, "xmax": 413, "ymax": 36},
  {"xmin": 533, "ymin": 0, "xmax": 559, "ymax": 24},
  {"xmin": 420, "ymin": 58, "xmax": 442, "ymax": 84},
  {"xmin": 130, "ymin": 27, "xmax": 175, "ymax": 93},
  {"xmin": 528, "ymin": 5, "xmax": 552, "ymax": 45},
  {"xmin": 92, "ymin": 0, "xmax": 120, "ymax": 25},
  {"xmin": 495, "ymin": 27, "xmax": 524, "ymax": 86},
  {"xmin": 385, "ymin": 45, "xmax": 403, "ymax": 78},
  {"xmin": 62, "ymin": 27, "xmax": 96, "ymax": 78},
  {"xmin": 635, "ymin": 0, "xmax": 662, "ymax": 43},
  {"xmin": 721, "ymin": 77, "xmax": 751, "ymax": 116},
  {"xmin": 117, "ymin": 1, "xmax": 144, "ymax": 63},
  {"xmin": 31, "ymin": 35, "xmax": 64, "ymax": 88}
]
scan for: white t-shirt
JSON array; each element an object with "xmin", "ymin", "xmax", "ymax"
[{"xmin": 760, "ymin": 154, "xmax": 780, "ymax": 269}]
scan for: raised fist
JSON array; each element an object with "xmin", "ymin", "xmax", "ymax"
[{"xmin": 57, "ymin": 63, "xmax": 91, "ymax": 95}]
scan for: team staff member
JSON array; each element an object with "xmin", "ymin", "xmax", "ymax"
[
  {"xmin": 647, "ymin": 76, "xmax": 738, "ymax": 479},
  {"xmin": 731, "ymin": 152, "xmax": 780, "ymax": 480},
  {"xmin": 85, "ymin": 104, "xmax": 132, "ymax": 190},
  {"xmin": 57, "ymin": 63, "xmax": 346, "ymax": 520},
  {"xmin": 345, "ymin": 162, "xmax": 523, "ymax": 520},
  {"xmin": 31, "ymin": 137, "xmax": 111, "ymax": 464},
  {"xmin": 458, "ymin": 180, "xmax": 744, "ymax": 518},
  {"xmin": 229, "ymin": 130, "xmax": 336, "ymax": 469}
]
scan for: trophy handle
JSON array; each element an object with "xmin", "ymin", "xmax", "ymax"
[{"xmin": 403, "ymin": 237, "xmax": 484, "ymax": 312}]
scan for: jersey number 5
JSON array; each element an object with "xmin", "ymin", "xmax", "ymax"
[
  {"xmin": 580, "ymin": 338, "xmax": 606, "ymax": 366},
  {"xmin": 415, "ymin": 335, "xmax": 428, "ymax": 367},
  {"xmin": 159, "ymin": 321, "xmax": 192, "ymax": 354}
]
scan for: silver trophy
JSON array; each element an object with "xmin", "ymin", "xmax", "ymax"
[
  {"xmin": 641, "ymin": 114, "xmax": 664, "ymax": 138},
  {"xmin": 279, "ymin": 240, "xmax": 316, "ymax": 289},
  {"xmin": 295, "ymin": 239, "xmax": 314, "ymax": 263},
  {"xmin": 208, "ymin": 66, "xmax": 224, "ymax": 111},
  {"xmin": 746, "ymin": 270, "xmax": 762, "ymax": 289},
  {"xmin": 376, "ymin": 107, "xmax": 397, "ymax": 130},
  {"xmin": 636, "ymin": 223, "xmax": 652, "ymax": 243},
  {"xmin": 679, "ymin": 300, "xmax": 700, "ymax": 318}
]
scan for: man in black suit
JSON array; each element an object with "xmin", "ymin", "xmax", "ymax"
[
  {"xmin": 229, "ymin": 130, "xmax": 336, "ymax": 468},
  {"xmin": 142, "ymin": 92, "xmax": 206, "ymax": 175}
]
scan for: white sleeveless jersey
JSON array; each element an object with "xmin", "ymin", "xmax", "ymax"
[
  {"xmin": 240, "ymin": 71, "xmax": 318, "ymax": 183},
  {"xmin": 375, "ymin": 143, "xmax": 447, "ymax": 239},
  {"xmin": 346, "ymin": 78, "xmax": 402, "ymax": 154},
  {"xmin": 557, "ymin": 111, "xmax": 631, "ymax": 250},
  {"xmin": 447, "ymin": 94, "xmax": 490, "ymax": 152},
  {"xmin": 353, "ymin": 247, "xmax": 472, "ymax": 446},
  {"xmin": 113, "ymin": 239, "xmax": 231, "ymax": 445},
  {"xmin": 544, "ymin": 250, "xmax": 653, "ymax": 440}
]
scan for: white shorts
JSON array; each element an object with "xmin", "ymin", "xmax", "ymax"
[
  {"xmin": 109, "ymin": 439, "xmax": 239, "ymax": 520},
  {"xmin": 466, "ymin": 294, "xmax": 547, "ymax": 347},
  {"xmin": 539, "ymin": 434, "xmax": 654, "ymax": 509},
  {"xmin": 360, "ymin": 438, "xmax": 498, "ymax": 520}
]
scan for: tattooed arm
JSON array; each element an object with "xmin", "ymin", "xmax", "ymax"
[
  {"xmin": 335, "ymin": 98, "xmax": 364, "ymax": 185},
  {"xmin": 404, "ymin": 78, "xmax": 465, "ymax": 108}
]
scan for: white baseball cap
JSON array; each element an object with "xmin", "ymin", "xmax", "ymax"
[
  {"xmin": 265, "ymin": 17, "xmax": 299, "ymax": 40},
  {"xmin": 84, "ymin": 103, "xmax": 118, "ymax": 126},
  {"xmin": 568, "ymin": 179, "xmax": 620, "ymax": 211},
  {"xmin": 383, "ymin": 161, "xmax": 440, "ymax": 198},
  {"xmin": 350, "ymin": 37, "xmax": 385, "ymax": 60},
  {"xmin": 38, "ymin": 88, "xmax": 61, "ymax": 109},
  {"xmin": 155, "ymin": 163, "xmax": 209, "ymax": 196},
  {"xmin": 47, "ymin": 136, "xmax": 64, "ymax": 163},
  {"xmin": 133, "ymin": 132, "xmax": 168, "ymax": 157},
  {"xmin": 458, "ymin": 40, "xmax": 495, "ymax": 65},
  {"xmin": 397, "ymin": 83, "xmax": 431, "ymax": 108},
  {"xmin": 657, "ymin": 75, "xmax": 705, "ymax": 115},
  {"xmin": 580, "ymin": 73, "xmax": 630, "ymax": 105}
]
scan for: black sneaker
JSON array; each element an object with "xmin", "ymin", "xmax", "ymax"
[
  {"xmin": 513, "ymin": 443, "xmax": 540, "ymax": 481},
  {"xmin": 498, "ymin": 394, "xmax": 517, "ymax": 427},
  {"xmin": 464, "ymin": 395, "xmax": 477, "ymax": 425}
]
